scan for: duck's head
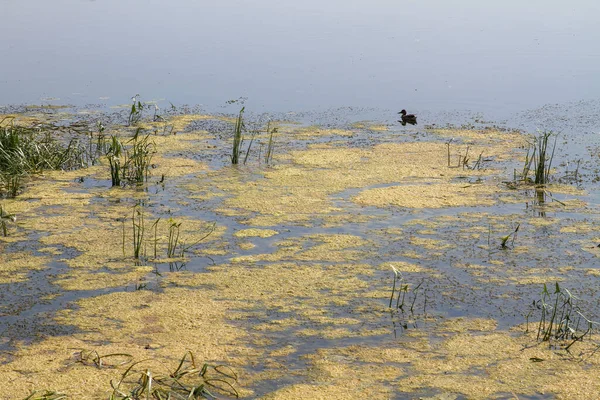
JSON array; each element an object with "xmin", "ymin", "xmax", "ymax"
[{"xmin": 399, "ymin": 109, "xmax": 407, "ymax": 116}]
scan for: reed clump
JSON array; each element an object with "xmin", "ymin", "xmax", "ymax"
[
  {"xmin": 106, "ymin": 128, "xmax": 155, "ymax": 187},
  {"xmin": 230, "ymin": 109, "xmax": 278, "ymax": 165},
  {"xmin": 518, "ymin": 130, "xmax": 557, "ymax": 185},
  {"xmin": 127, "ymin": 94, "xmax": 145, "ymax": 126},
  {"xmin": 0, "ymin": 116, "xmax": 86, "ymax": 197}
]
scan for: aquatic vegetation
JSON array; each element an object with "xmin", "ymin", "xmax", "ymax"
[
  {"xmin": 520, "ymin": 130, "xmax": 557, "ymax": 185},
  {"xmin": 127, "ymin": 94, "xmax": 145, "ymax": 126},
  {"xmin": 106, "ymin": 128, "xmax": 155, "ymax": 187},
  {"xmin": 388, "ymin": 266, "xmax": 427, "ymax": 320},
  {"xmin": 124, "ymin": 206, "xmax": 216, "ymax": 261},
  {"xmin": 131, "ymin": 203, "xmax": 145, "ymax": 259},
  {"xmin": 0, "ymin": 204, "xmax": 16, "ymax": 236},
  {"xmin": 109, "ymin": 351, "xmax": 239, "ymax": 399},
  {"xmin": 0, "ymin": 116, "xmax": 86, "ymax": 197},
  {"xmin": 167, "ymin": 218, "xmax": 182, "ymax": 258},
  {"xmin": 264, "ymin": 121, "xmax": 277, "ymax": 165},
  {"xmin": 3, "ymin": 106, "xmax": 600, "ymax": 399},
  {"xmin": 85, "ymin": 121, "xmax": 108, "ymax": 166},
  {"xmin": 127, "ymin": 128, "xmax": 155, "ymax": 183},
  {"xmin": 533, "ymin": 283, "xmax": 596, "ymax": 351},
  {"xmin": 500, "ymin": 222, "xmax": 520, "ymax": 249},
  {"xmin": 230, "ymin": 108, "xmax": 277, "ymax": 165},
  {"xmin": 73, "ymin": 348, "xmax": 134, "ymax": 368},
  {"xmin": 231, "ymin": 107, "xmax": 245, "ymax": 164},
  {"xmin": 233, "ymin": 228, "xmax": 279, "ymax": 238},
  {"xmin": 22, "ymin": 390, "xmax": 66, "ymax": 400},
  {"xmin": 106, "ymin": 135, "xmax": 123, "ymax": 186}
]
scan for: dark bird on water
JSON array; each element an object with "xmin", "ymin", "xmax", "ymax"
[{"xmin": 398, "ymin": 109, "xmax": 417, "ymax": 126}]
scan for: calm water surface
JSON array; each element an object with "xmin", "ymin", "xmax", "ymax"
[{"xmin": 2, "ymin": 0, "xmax": 600, "ymax": 118}]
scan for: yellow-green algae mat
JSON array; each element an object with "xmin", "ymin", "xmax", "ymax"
[{"xmin": 1, "ymin": 114, "xmax": 599, "ymax": 399}]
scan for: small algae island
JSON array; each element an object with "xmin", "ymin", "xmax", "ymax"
[{"xmin": 2, "ymin": 103, "xmax": 600, "ymax": 400}]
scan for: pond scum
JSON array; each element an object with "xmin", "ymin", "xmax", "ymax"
[{"xmin": 2, "ymin": 102, "xmax": 600, "ymax": 399}]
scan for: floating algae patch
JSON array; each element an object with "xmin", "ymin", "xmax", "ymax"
[
  {"xmin": 262, "ymin": 316, "xmax": 600, "ymax": 399},
  {"xmin": 560, "ymin": 221, "xmax": 600, "ymax": 234},
  {"xmin": 261, "ymin": 341, "xmax": 426, "ymax": 400},
  {"xmin": 217, "ymin": 140, "xmax": 507, "ymax": 225},
  {"xmin": 296, "ymin": 325, "xmax": 390, "ymax": 340},
  {"xmin": 138, "ymin": 113, "xmax": 215, "ymax": 133},
  {"xmin": 234, "ymin": 228, "xmax": 279, "ymax": 238},
  {"xmin": 261, "ymin": 383, "xmax": 391, "ymax": 400},
  {"xmin": 290, "ymin": 145, "xmax": 366, "ymax": 167},
  {"xmin": 238, "ymin": 242, "xmax": 256, "ymax": 250},
  {"xmin": 293, "ymin": 126, "xmax": 354, "ymax": 138},
  {"xmin": 353, "ymin": 182, "xmax": 499, "ymax": 209},
  {"xmin": 18, "ymin": 176, "xmax": 95, "ymax": 209},
  {"xmin": 409, "ymin": 236, "xmax": 452, "ymax": 250},
  {"xmin": 351, "ymin": 121, "xmax": 389, "ymax": 131},
  {"xmin": 231, "ymin": 234, "xmax": 373, "ymax": 263},
  {"xmin": 162, "ymin": 113, "xmax": 213, "ymax": 132},
  {"xmin": 427, "ymin": 127, "xmax": 527, "ymax": 148},
  {"xmin": 3, "ymin": 110, "xmax": 598, "ymax": 398},
  {"xmin": 320, "ymin": 212, "xmax": 376, "ymax": 228},
  {"xmin": 0, "ymin": 253, "xmax": 51, "ymax": 284},
  {"xmin": 0, "ymin": 287, "xmax": 254, "ymax": 399},
  {"xmin": 149, "ymin": 130, "xmax": 214, "ymax": 153},
  {"xmin": 435, "ymin": 317, "xmax": 498, "ymax": 333},
  {"xmin": 385, "ymin": 261, "xmax": 429, "ymax": 273},
  {"xmin": 53, "ymin": 265, "xmax": 155, "ymax": 291},
  {"xmin": 397, "ymin": 328, "xmax": 600, "ymax": 399},
  {"xmin": 152, "ymin": 154, "xmax": 209, "ymax": 178},
  {"xmin": 165, "ymin": 261, "xmax": 375, "ymax": 315}
]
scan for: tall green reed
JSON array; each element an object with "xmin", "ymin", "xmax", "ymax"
[{"xmin": 231, "ymin": 107, "xmax": 245, "ymax": 164}]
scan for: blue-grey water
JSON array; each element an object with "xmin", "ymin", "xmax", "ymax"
[{"xmin": 2, "ymin": 0, "xmax": 600, "ymax": 118}]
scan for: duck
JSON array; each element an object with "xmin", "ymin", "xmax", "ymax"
[{"xmin": 398, "ymin": 109, "xmax": 417, "ymax": 126}]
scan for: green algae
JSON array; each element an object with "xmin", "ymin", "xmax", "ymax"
[{"xmin": 234, "ymin": 228, "xmax": 279, "ymax": 238}]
